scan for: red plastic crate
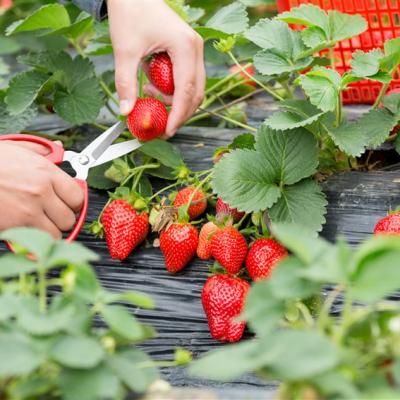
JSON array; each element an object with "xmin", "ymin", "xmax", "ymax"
[{"xmin": 276, "ymin": 0, "xmax": 400, "ymax": 104}]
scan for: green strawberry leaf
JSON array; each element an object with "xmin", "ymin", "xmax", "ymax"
[
  {"xmin": 256, "ymin": 125, "xmax": 319, "ymax": 185},
  {"xmin": 0, "ymin": 98, "xmax": 37, "ymax": 135},
  {"xmin": 301, "ymin": 26, "xmax": 328, "ymax": 49},
  {"xmin": 297, "ymin": 67, "xmax": 341, "ymax": 112},
  {"xmin": 87, "ymin": 162, "xmax": 119, "ymax": 190},
  {"xmin": 206, "ymin": 2, "xmax": 249, "ymax": 34},
  {"xmin": 139, "ymin": 139, "xmax": 185, "ymax": 168},
  {"xmin": 44, "ymin": 12, "xmax": 94, "ymax": 40},
  {"xmin": 327, "ymin": 108, "xmax": 398, "ymax": 157},
  {"xmin": 254, "ymin": 48, "xmax": 313, "ymax": 76},
  {"xmin": 381, "ymin": 37, "xmax": 400, "ymax": 72},
  {"xmin": 0, "ymin": 37, "xmax": 21, "ymax": 55},
  {"xmin": 350, "ymin": 49, "xmax": 383, "ymax": 78},
  {"xmin": 268, "ymin": 179, "xmax": 327, "ymax": 234},
  {"xmin": 328, "ymin": 10, "xmax": 367, "ymax": 42},
  {"xmin": 54, "ymin": 77, "xmax": 103, "ymax": 124},
  {"xmin": 264, "ymin": 100, "xmax": 326, "ymax": 131},
  {"xmin": 212, "ymin": 149, "xmax": 281, "ymax": 213},
  {"xmin": 60, "ymin": 364, "xmax": 120, "ymax": 400},
  {"xmin": 229, "ymin": 133, "xmax": 256, "ymax": 150},
  {"xmin": 245, "ymin": 19, "xmax": 294, "ymax": 57},
  {"xmin": 195, "ymin": 27, "xmax": 229, "ymax": 41},
  {"xmin": 5, "ymin": 70, "xmax": 51, "ymax": 115},
  {"xmin": 6, "ymin": 4, "xmax": 70, "ymax": 36},
  {"xmin": 278, "ymin": 4, "xmax": 329, "ymax": 32}
]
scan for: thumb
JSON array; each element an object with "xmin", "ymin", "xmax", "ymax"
[{"xmin": 114, "ymin": 53, "xmax": 140, "ymax": 115}]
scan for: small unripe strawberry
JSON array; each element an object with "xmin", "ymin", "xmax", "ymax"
[
  {"xmin": 173, "ymin": 186, "xmax": 207, "ymax": 220},
  {"xmin": 127, "ymin": 98, "xmax": 168, "ymax": 141},
  {"xmin": 245, "ymin": 238, "xmax": 288, "ymax": 281},
  {"xmin": 148, "ymin": 52, "xmax": 174, "ymax": 95}
]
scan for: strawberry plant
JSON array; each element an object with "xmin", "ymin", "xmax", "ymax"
[
  {"xmin": 191, "ymin": 224, "xmax": 400, "ymax": 399},
  {"xmin": 0, "ymin": 227, "xmax": 193, "ymax": 399}
]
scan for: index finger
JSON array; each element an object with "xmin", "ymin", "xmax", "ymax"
[{"xmin": 166, "ymin": 41, "xmax": 200, "ymax": 137}]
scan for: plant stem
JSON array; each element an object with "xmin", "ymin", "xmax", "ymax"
[
  {"xmin": 335, "ymin": 93, "xmax": 343, "ymax": 127},
  {"xmin": 91, "ymin": 122, "xmax": 109, "ymax": 131},
  {"xmin": 105, "ymin": 102, "xmax": 118, "ymax": 118},
  {"xmin": 38, "ymin": 267, "xmax": 47, "ymax": 313},
  {"xmin": 328, "ymin": 47, "xmax": 336, "ymax": 71},
  {"xmin": 187, "ymin": 89, "xmax": 263, "ymax": 125},
  {"xmin": 100, "ymin": 79, "xmax": 119, "ymax": 106},
  {"xmin": 227, "ymin": 51, "xmax": 284, "ymax": 101},
  {"xmin": 198, "ymin": 107, "xmax": 257, "ymax": 132},
  {"xmin": 373, "ymin": 82, "xmax": 391, "ymax": 109},
  {"xmin": 202, "ymin": 79, "xmax": 250, "ymax": 109},
  {"xmin": 235, "ymin": 213, "xmax": 248, "ymax": 229},
  {"xmin": 149, "ymin": 181, "xmax": 182, "ymax": 200},
  {"xmin": 205, "ymin": 62, "xmax": 252, "ymax": 96}
]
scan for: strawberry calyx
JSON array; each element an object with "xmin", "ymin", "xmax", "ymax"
[
  {"xmin": 86, "ymin": 220, "xmax": 104, "ymax": 238},
  {"xmin": 108, "ymin": 187, "xmax": 149, "ymax": 213}
]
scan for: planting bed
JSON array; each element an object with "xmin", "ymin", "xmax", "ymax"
[{"xmin": 3, "ymin": 98, "xmax": 400, "ymax": 396}]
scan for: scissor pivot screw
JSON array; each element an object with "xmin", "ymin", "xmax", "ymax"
[{"xmin": 79, "ymin": 155, "xmax": 90, "ymax": 165}]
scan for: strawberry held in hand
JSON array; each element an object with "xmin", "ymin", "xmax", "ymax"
[
  {"xmin": 216, "ymin": 198, "xmax": 245, "ymax": 223},
  {"xmin": 374, "ymin": 211, "xmax": 400, "ymax": 235},
  {"xmin": 101, "ymin": 199, "xmax": 149, "ymax": 261},
  {"xmin": 202, "ymin": 274, "xmax": 250, "ymax": 343},
  {"xmin": 173, "ymin": 186, "xmax": 207, "ymax": 220},
  {"xmin": 127, "ymin": 98, "xmax": 168, "ymax": 141},
  {"xmin": 148, "ymin": 52, "xmax": 174, "ymax": 96},
  {"xmin": 246, "ymin": 238, "xmax": 288, "ymax": 281},
  {"xmin": 197, "ymin": 221, "xmax": 219, "ymax": 260},
  {"xmin": 211, "ymin": 226, "xmax": 247, "ymax": 274},
  {"xmin": 160, "ymin": 223, "xmax": 198, "ymax": 273}
]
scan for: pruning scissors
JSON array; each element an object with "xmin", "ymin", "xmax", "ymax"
[{"xmin": 0, "ymin": 121, "xmax": 142, "ymax": 241}]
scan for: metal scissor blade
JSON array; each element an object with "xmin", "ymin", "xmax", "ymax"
[
  {"xmin": 92, "ymin": 139, "xmax": 142, "ymax": 167},
  {"xmin": 81, "ymin": 121, "xmax": 126, "ymax": 163}
]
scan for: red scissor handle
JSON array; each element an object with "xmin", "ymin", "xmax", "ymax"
[{"xmin": 0, "ymin": 134, "xmax": 88, "ymax": 243}]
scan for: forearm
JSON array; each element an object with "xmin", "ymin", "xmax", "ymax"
[{"xmin": 70, "ymin": 0, "xmax": 107, "ymax": 20}]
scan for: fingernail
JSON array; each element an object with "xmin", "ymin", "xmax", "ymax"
[{"xmin": 120, "ymin": 100, "xmax": 132, "ymax": 115}]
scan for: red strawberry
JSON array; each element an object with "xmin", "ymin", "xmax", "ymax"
[
  {"xmin": 374, "ymin": 212, "xmax": 400, "ymax": 235},
  {"xmin": 148, "ymin": 52, "xmax": 174, "ymax": 96},
  {"xmin": 127, "ymin": 98, "xmax": 168, "ymax": 141},
  {"xmin": 245, "ymin": 238, "xmax": 288, "ymax": 281},
  {"xmin": 101, "ymin": 200, "xmax": 149, "ymax": 260},
  {"xmin": 202, "ymin": 274, "xmax": 250, "ymax": 343},
  {"xmin": 210, "ymin": 227, "xmax": 247, "ymax": 274},
  {"xmin": 216, "ymin": 198, "xmax": 245, "ymax": 222},
  {"xmin": 160, "ymin": 223, "xmax": 198, "ymax": 273},
  {"xmin": 173, "ymin": 186, "xmax": 207, "ymax": 220},
  {"xmin": 197, "ymin": 221, "xmax": 219, "ymax": 260},
  {"xmin": 229, "ymin": 64, "xmax": 256, "ymax": 88}
]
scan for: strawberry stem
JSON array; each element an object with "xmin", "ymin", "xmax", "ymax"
[
  {"xmin": 227, "ymin": 51, "xmax": 284, "ymax": 101},
  {"xmin": 149, "ymin": 181, "xmax": 182, "ymax": 201},
  {"xmin": 182, "ymin": 173, "xmax": 213, "ymax": 218}
]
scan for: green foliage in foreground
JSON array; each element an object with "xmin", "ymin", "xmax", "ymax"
[
  {"xmin": 191, "ymin": 225, "xmax": 400, "ymax": 399},
  {"xmin": 0, "ymin": 228, "xmax": 158, "ymax": 400}
]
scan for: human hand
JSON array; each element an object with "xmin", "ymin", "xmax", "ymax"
[
  {"xmin": 108, "ymin": 0, "xmax": 205, "ymax": 137},
  {"xmin": 0, "ymin": 142, "xmax": 84, "ymax": 239}
]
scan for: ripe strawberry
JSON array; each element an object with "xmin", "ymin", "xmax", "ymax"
[
  {"xmin": 216, "ymin": 198, "xmax": 245, "ymax": 222},
  {"xmin": 160, "ymin": 223, "xmax": 198, "ymax": 273},
  {"xmin": 127, "ymin": 98, "xmax": 168, "ymax": 141},
  {"xmin": 202, "ymin": 274, "xmax": 250, "ymax": 343},
  {"xmin": 197, "ymin": 221, "xmax": 219, "ymax": 260},
  {"xmin": 173, "ymin": 186, "xmax": 207, "ymax": 220},
  {"xmin": 101, "ymin": 199, "xmax": 149, "ymax": 260},
  {"xmin": 245, "ymin": 238, "xmax": 288, "ymax": 281},
  {"xmin": 210, "ymin": 227, "xmax": 247, "ymax": 274},
  {"xmin": 229, "ymin": 64, "xmax": 256, "ymax": 88},
  {"xmin": 148, "ymin": 52, "xmax": 174, "ymax": 95},
  {"xmin": 374, "ymin": 212, "xmax": 400, "ymax": 235}
]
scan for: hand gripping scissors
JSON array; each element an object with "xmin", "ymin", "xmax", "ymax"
[{"xmin": 0, "ymin": 121, "xmax": 142, "ymax": 241}]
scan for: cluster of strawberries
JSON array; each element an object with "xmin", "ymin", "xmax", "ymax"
[{"xmin": 100, "ymin": 184, "xmax": 288, "ymax": 343}]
